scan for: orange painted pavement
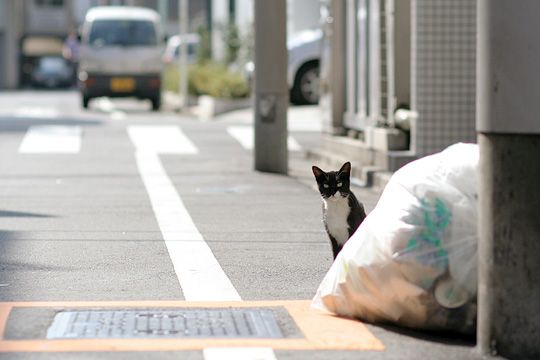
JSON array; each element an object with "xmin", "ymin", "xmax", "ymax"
[{"xmin": 0, "ymin": 300, "xmax": 384, "ymax": 352}]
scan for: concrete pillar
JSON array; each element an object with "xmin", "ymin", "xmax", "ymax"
[
  {"xmin": 477, "ymin": 0, "xmax": 540, "ymax": 358},
  {"xmin": 4, "ymin": 0, "xmax": 24, "ymax": 88},
  {"xmin": 320, "ymin": 0, "xmax": 346, "ymax": 135},
  {"xmin": 253, "ymin": 0, "xmax": 288, "ymax": 174}
]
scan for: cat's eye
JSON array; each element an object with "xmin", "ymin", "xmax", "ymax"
[
  {"xmin": 323, "ymin": 184, "xmax": 329, "ymax": 188},
  {"xmin": 337, "ymin": 182, "xmax": 343, "ymax": 187}
]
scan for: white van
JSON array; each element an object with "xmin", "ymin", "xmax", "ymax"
[{"xmin": 79, "ymin": 6, "xmax": 164, "ymax": 110}]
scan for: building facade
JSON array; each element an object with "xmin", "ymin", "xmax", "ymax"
[{"xmin": 319, "ymin": 0, "xmax": 477, "ymax": 175}]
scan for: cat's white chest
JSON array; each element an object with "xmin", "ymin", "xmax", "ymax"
[{"xmin": 323, "ymin": 195, "xmax": 350, "ymax": 246}]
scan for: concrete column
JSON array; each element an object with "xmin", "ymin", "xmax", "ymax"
[
  {"xmin": 4, "ymin": 0, "xmax": 24, "ymax": 88},
  {"xmin": 253, "ymin": 0, "xmax": 288, "ymax": 174},
  {"xmin": 477, "ymin": 0, "xmax": 540, "ymax": 358},
  {"xmin": 320, "ymin": 0, "xmax": 346, "ymax": 135}
]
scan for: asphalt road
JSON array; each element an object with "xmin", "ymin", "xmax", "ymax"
[{"xmin": 0, "ymin": 90, "xmax": 490, "ymax": 359}]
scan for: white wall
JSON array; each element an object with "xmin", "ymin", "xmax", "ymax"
[{"xmin": 25, "ymin": 0, "xmax": 69, "ymax": 34}]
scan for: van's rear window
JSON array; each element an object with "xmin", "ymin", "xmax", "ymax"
[{"xmin": 88, "ymin": 20, "xmax": 157, "ymax": 47}]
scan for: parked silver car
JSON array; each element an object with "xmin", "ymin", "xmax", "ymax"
[
  {"xmin": 287, "ymin": 28, "xmax": 321, "ymax": 105},
  {"xmin": 245, "ymin": 28, "xmax": 322, "ymax": 105}
]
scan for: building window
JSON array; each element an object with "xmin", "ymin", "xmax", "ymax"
[{"xmin": 35, "ymin": 0, "xmax": 64, "ymax": 7}]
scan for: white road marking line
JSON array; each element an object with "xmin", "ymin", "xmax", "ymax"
[
  {"xmin": 129, "ymin": 126, "xmax": 240, "ymax": 301},
  {"xmin": 227, "ymin": 126, "xmax": 302, "ymax": 151},
  {"xmin": 135, "ymin": 152, "xmax": 240, "ymax": 301},
  {"xmin": 203, "ymin": 348, "xmax": 277, "ymax": 360},
  {"xmin": 18, "ymin": 126, "xmax": 81, "ymax": 154},
  {"xmin": 128, "ymin": 125, "xmax": 198, "ymax": 154},
  {"xmin": 13, "ymin": 107, "xmax": 59, "ymax": 119}
]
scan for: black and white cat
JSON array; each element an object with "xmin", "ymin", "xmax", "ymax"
[{"xmin": 312, "ymin": 162, "xmax": 367, "ymax": 259}]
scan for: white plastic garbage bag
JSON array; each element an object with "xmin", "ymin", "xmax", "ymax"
[{"xmin": 312, "ymin": 143, "xmax": 479, "ymax": 334}]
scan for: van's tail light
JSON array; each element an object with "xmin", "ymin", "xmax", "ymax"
[
  {"xmin": 85, "ymin": 77, "xmax": 96, "ymax": 87},
  {"xmin": 148, "ymin": 77, "xmax": 161, "ymax": 88},
  {"xmin": 78, "ymin": 71, "xmax": 96, "ymax": 87}
]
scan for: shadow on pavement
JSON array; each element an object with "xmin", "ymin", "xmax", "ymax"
[
  {"xmin": 0, "ymin": 117, "xmax": 103, "ymax": 134},
  {"xmin": 372, "ymin": 322, "xmax": 476, "ymax": 346},
  {"xmin": 0, "ymin": 210, "xmax": 56, "ymax": 218}
]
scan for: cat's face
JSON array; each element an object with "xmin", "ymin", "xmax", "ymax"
[{"xmin": 312, "ymin": 162, "xmax": 352, "ymax": 200}]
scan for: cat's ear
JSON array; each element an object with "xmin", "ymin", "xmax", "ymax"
[
  {"xmin": 312, "ymin": 165, "xmax": 326, "ymax": 179},
  {"xmin": 339, "ymin": 162, "xmax": 351, "ymax": 175}
]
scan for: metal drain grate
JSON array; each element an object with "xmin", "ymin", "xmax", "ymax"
[{"xmin": 46, "ymin": 308, "xmax": 284, "ymax": 339}]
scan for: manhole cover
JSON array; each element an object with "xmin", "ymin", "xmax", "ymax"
[{"xmin": 47, "ymin": 308, "xmax": 285, "ymax": 339}]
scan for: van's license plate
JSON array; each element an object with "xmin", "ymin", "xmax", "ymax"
[{"xmin": 110, "ymin": 77, "xmax": 135, "ymax": 92}]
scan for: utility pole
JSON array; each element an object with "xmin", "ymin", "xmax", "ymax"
[
  {"xmin": 158, "ymin": 0, "xmax": 168, "ymax": 35},
  {"xmin": 253, "ymin": 0, "xmax": 288, "ymax": 174},
  {"xmin": 178, "ymin": 0, "xmax": 189, "ymax": 111},
  {"xmin": 477, "ymin": 0, "xmax": 540, "ymax": 358}
]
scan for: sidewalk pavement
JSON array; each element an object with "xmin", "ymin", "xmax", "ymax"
[
  {"xmin": 0, "ymin": 91, "xmax": 496, "ymax": 359},
  {"xmin": 210, "ymin": 105, "xmax": 494, "ymax": 360},
  {"xmin": 215, "ymin": 104, "xmax": 384, "ymax": 211}
]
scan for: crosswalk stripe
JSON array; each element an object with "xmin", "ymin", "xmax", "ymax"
[
  {"xmin": 128, "ymin": 126, "xmax": 240, "ymax": 301},
  {"xmin": 128, "ymin": 125, "xmax": 198, "ymax": 154},
  {"xmin": 13, "ymin": 106, "xmax": 59, "ymax": 119},
  {"xmin": 227, "ymin": 126, "xmax": 302, "ymax": 151},
  {"xmin": 18, "ymin": 126, "xmax": 81, "ymax": 154}
]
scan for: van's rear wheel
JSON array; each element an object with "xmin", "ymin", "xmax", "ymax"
[
  {"xmin": 150, "ymin": 96, "xmax": 161, "ymax": 111},
  {"xmin": 82, "ymin": 96, "xmax": 90, "ymax": 109}
]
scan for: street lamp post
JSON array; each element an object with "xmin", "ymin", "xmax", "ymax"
[{"xmin": 158, "ymin": 0, "xmax": 168, "ymax": 34}]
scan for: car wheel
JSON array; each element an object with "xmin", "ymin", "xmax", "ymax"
[{"xmin": 291, "ymin": 61, "xmax": 320, "ymax": 105}]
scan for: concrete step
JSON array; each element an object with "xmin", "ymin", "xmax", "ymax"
[
  {"xmin": 306, "ymin": 148, "xmax": 382, "ymax": 187},
  {"xmin": 304, "ymin": 132, "xmax": 421, "ymax": 200}
]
